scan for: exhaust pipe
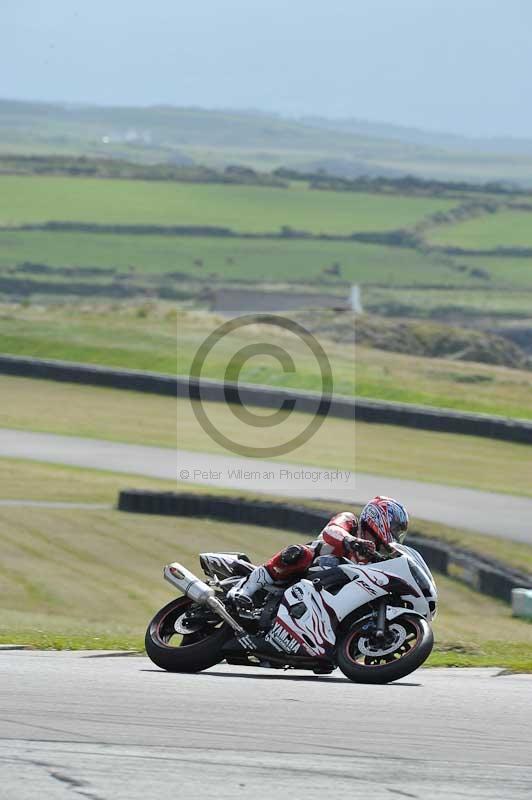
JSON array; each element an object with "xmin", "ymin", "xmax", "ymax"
[{"xmin": 164, "ymin": 562, "xmax": 247, "ymax": 635}]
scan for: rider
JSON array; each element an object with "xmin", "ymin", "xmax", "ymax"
[{"xmin": 229, "ymin": 496, "xmax": 409, "ymax": 608}]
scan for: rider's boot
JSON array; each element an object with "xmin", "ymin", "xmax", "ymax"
[{"xmin": 228, "ymin": 565, "xmax": 276, "ymax": 609}]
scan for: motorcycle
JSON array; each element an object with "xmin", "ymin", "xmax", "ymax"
[{"xmin": 145, "ymin": 543, "xmax": 437, "ymax": 683}]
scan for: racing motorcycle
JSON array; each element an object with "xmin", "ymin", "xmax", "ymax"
[{"xmin": 145, "ymin": 543, "xmax": 437, "ymax": 683}]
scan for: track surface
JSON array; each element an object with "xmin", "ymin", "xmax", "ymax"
[
  {"xmin": 1, "ymin": 428, "xmax": 532, "ymax": 541},
  {"xmin": 1, "ymin": 652, "xmax": 531, "ymax": 800}
]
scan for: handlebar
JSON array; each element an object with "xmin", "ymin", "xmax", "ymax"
[{"xmin": 362, "ymin": 543, "xmax": 399, "ymax": 562}]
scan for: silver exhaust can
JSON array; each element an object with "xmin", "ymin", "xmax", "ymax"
[
  {"xmin": 164, "ymin": 562, "xmax": 215, "ymax": 605},
  {"xmin": 163, "ymin": 561, "xmax": 247, "ymax": 636}
]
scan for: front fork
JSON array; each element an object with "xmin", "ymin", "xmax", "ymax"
[{"xmin": 375, "ymin": 599, "xmax": 387, "ymax": 640}]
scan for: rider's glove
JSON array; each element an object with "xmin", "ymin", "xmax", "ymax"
[{"xmin": 344, "ymin": 537, "xmax": 376, "ymax": 559}]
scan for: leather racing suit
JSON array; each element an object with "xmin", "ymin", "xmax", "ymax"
[{"xmin": 229, "ymin": 511, "xmax": 375, "ymax": 606}]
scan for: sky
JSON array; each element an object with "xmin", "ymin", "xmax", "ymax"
[{"xmin": 2, "ymin": 0, "xmax": 532, "ymax": 138}]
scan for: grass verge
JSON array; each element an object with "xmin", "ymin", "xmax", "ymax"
[
  {"xmin": 2, "ymin": 304, "xmax": 532, "ymax": 419},
  {"xmin": 1, "ymin": 375, "xmax": 531, "ymax": 498}
]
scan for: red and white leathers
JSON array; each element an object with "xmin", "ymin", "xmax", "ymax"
[
  {"xmin": 229, "ymin": 511, "xmax": 372, "ymax": 604},
  {"xmin": 316, "ymin": 511, "xmax": 366, "ymax": 560}
]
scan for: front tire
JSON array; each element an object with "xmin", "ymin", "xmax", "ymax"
[
  {"xmin": 145, "ymin": 597, "xmax": 229, "ymax": 673},
  {"xmin": 336, "ymin": 614, "xmax": 433, "ymax": 684}
]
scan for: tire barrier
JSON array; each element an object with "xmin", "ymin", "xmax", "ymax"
[
  {"xmin": 351, "ymin": 397, "xmax": 532, "ymax": 445},
  {"xmin": 2, "ymin": 354, "xmax": 532, "ymax": 444},
  {"xmin": 0, "ymin": 354, "xmax": 177, "ymax": 396},
  {"xmin": 118, "ymin": 489, "xmax": 532, "ymax": 604}
]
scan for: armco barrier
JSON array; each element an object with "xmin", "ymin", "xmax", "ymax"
[
  {"xmin": 1, "ymin": 354, "xmax": 532, "ymax": 444},
  {"xmin": 117, "ymin": 489, "xmax": 532, "ymax": 604}
]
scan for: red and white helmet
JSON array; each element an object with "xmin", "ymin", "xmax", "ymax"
[{"xmin": 359, "ymin": 496, "xmax": 409, "ymax": 548}]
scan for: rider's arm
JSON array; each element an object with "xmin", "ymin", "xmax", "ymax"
[
  {"xmin": 322, "ymin": 524, "xmax": 361, "ymax": 556},
  {"xmin": 322, "ymin": 524, "xmax": 378, "ymax": 562}
]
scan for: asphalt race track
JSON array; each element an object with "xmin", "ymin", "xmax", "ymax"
[
  {"xmin": 1, "ymin": 651, "xmax": 531, "ymax": 800},
  {"xmin": 1, "ymin": 428, "xmax": 532, "ymax": 542}
]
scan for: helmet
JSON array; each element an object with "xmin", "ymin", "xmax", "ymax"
[{"xmin": 359, "ymin": 496, "xmax": 409, "ymax": 548}]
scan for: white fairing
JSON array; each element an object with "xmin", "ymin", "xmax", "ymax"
[
  {"xmin": 272, "ymin": 546, "xmax": 437, "ymax": 658},
  {"xmin": 271, "ymin": 580, "xmax": 337, "ymax": 657},
  {"xmin": 332, "ymin": 547, "xmax": 436, "ymax": 621}
]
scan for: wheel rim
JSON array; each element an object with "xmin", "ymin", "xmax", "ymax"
[
  {"xmin": 153, "ymin": 600, "xmax": 222, "ymax": 649},
  {"xmin": 344, "ymin": 617, "xmax": 423, "ymax": 667}
]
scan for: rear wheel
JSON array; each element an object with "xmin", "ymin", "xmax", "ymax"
[
  {"xmin": 145, "ymin": 596, "xmax": 229, "ymax": 672},
  {"xmin": 337, "ymin": 614, "xmax": 433, "ymax": 684}
]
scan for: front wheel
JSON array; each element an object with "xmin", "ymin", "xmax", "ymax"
[
  {"xmin": 145, "ymin": 596, "xmax": 229, "ymax": 672},
  {"xmin": 336, "ymin": 614, "xmax": 433, "ymax": 684}
]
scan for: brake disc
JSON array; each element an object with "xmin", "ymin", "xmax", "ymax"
[
  {"xmin": 173, "ymin": 612, "xmax": 205, "ymax": 635},
  {"xmin": 358, "ymin": 623, "xmax": 407, "ymax": 657}
]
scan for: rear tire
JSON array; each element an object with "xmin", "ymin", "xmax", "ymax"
[
  {"xmin": 336, "ymin": 614, "xmax": 433, "ymax": 684},
  {"xmin": 145, "ymin": 597, "xmax": 229, "ymax": 673}
]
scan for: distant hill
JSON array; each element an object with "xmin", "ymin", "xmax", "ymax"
[
  {"xmin": 300, "ymin": 115, "xmax": 532, "ymax": 156},
  {"xmin": 2, "ymin": 98, "xmax": 532, "ymax": 185}
]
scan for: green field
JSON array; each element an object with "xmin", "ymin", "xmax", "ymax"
[
  {"xmin": 0, "ymin": 174, "xmax": 457, "ymax": 234},
  {"xmin": 1, "ymin": 306, "xmax": 531, "ymax": 420},
  {"xmin": 2, "ymin": 375, "xmax": 532, "ymax": 498},
  {"xmin": 2, "ymin": 227, "xmax": 532, "ymax": 295},
  {"xmin": 1, "ymin": 460, "xmax": 531, "ymax": 668},
  {"xmin": 446, "ymin": 255, "xmax": 532, "ymax": 288},
  {"xmin": 0, "ymin": 230, "xmax": 471, "ymax": 287},
  {"xmin": 365, "ymin": 285, "xmax": 532, "ymax": 319},
  {"xmin": 427, "ymin": 209, "xmax": 532, "ymax": 250},
  {"xmin": 1, "ymin": 171, "xmax": 531, "ymax": 327}
]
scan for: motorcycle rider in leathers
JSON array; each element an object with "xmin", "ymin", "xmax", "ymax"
[{"xmin": 229, "ymin": 496, "xmax": 409, "ymax": 609}]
